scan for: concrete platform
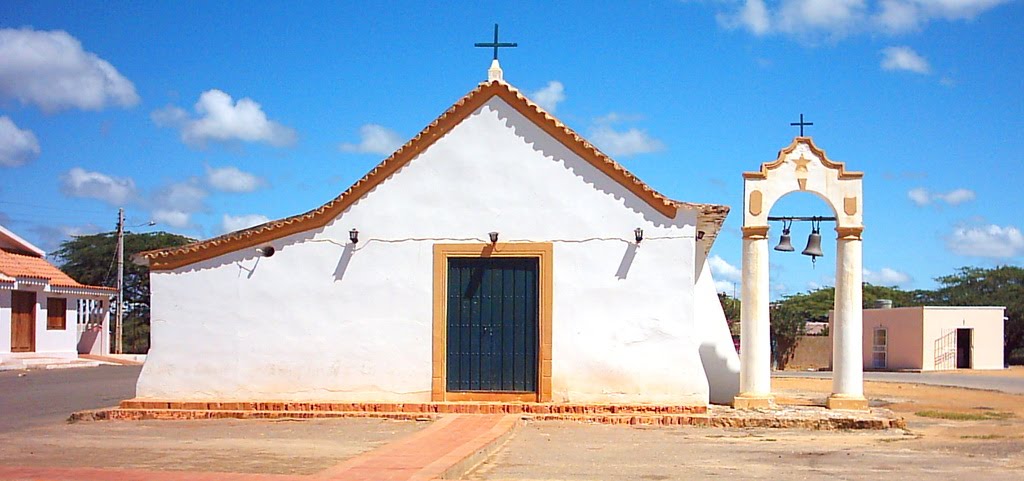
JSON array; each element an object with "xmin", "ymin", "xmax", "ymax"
[
  {"xmin": 81, "ymin": 399, "xmax": 904, "ymax": 430},
  {"xmin": 0, "ymin": 414, "xmax": 517, "ymax": 481},
  {"xmin": 0, "ymin": 355, "xmax": 101, "ymax": 371}
]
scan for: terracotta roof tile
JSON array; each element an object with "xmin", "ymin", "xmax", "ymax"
[
  {"xmin": 142, "ymin": 80, "xmax": 729, "ymax": 270},
  {"xmin": 0, "ymin": 248, "xmax": 111, "ymax": 290}
]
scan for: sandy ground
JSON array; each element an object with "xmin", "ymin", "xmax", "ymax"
[
  {"xmin": 3, "ymin": 369, "xmax": 1022, "ymax": 479},
  {"xmin": 470, "ymin": 376, "xmax": 1024, "ymax": 481},
  {"xmin": 0, "ymin": 417, "xmax": 426, "ymax": 475}
]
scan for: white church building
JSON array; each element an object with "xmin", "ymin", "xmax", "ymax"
[{"xmin": 136, "ymin": 61, "xmax": 740, "ymax": 407}]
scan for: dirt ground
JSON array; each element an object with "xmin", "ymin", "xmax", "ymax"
[
  {"xmin": 470, "ymin": 376, "xmax": 1024, "ymax": 480},
  {"xmin": 0, "ymin": 417, "xmax": 426, "ymax": 475},
  {"xmin": 2, "ymin": 372, "xmax": 1022, "ymax": 479}
]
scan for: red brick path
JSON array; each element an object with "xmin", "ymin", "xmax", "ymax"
[{"xmin": 0, "ymin": 414, "xmax": 517, "ymax": 481}]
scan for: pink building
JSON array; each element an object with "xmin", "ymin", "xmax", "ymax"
[{"xmin": 832, "ymin": 306, "xmax": 1005, "ymax": 371}]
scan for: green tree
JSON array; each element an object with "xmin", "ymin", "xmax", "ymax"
[
  {"xmin": 769, "ymin": 300, "xmax": 807, "ymax": 369},
  {"xmin": 53, "ymin": 231, "xmax": 194, "ymax": 353},
  {"xmin": 718, "ymin": 293, "xmax": 742, "ymax": 338},
  {"xmin": 767, "ymin": 284, "xmax": 927, "ymax": 368},
  {"xmin": 930, "ymin": 266, "xmax": 1024, "ymax": 362}
]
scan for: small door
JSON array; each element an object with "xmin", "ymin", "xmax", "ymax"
[
  {"xmin": 11, "ymin": 291, "xmax": 36, "ymax": 353},
  {"xmin": 446, "ymin": 257, "xmax": 538, "ymax": 392},
  {"xmin": 956, "ymin": 328, "xmax": 972, "ymax": 369},
  {"xmin": 872, "ymin": 328, "xmax": 887, "ymax": 369}
]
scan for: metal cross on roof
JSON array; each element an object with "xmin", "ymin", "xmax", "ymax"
[
  {"xmin": 475, "ymin": 24, "xmax": 517, "ymax": 60},
  {"xmin": 790, "ymin": 114, "xmax": 814, "ymax": 137}
]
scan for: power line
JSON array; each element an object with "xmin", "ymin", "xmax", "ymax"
[{"xmin": 0, "ymin": 200, "xmax": 110, "ymax": 215}]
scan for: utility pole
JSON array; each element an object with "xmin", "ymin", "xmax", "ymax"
[{"xmin": 116, "ymin": 208, "xmax": 124, "ymax": 355}]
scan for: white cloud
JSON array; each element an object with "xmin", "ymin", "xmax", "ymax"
[
  {"xmin": 151, "ymin": 209, "xmax": 191, "ymax": 229},
  {"xmin": 935, "ymin": 188, "xmax": 975, "ymax": 205},
  {"xmin": 739, "ymin": 0, "xmax": 772, "ymax": 35},
  {"xmin": 205, "ymin": 165, "xmax": 263, "ymax": 193},
  {"xmin": 714, "ymin": 0, "xmax": 1010, "ymax": 38},
  {"xmin": 908, "ymin": 187, "xmax": 975, "ymax": 206},
  {"xmin": 908, "ymin": 187, "xmax": 931, "ymax": 206},
  {"xmin": 149, "ymin": 179, "xmax": 207, "ymax": 229},
  {"xmin": 0, "ymin": 116, "xmax": 40, "ymax": 167},
  {"xmin": 153, "ymin": 180, "xmax": 206, "ymax": 213},
  {"xmin": 221, "ymin": 213, "xmax": 271, "ymax": 233},
  {"xmin": 589, "ymin": 125, "xmax": 664, "ymax": 157},
  {"xmin": 529, "ymin": 81, "xmax": 566, "ymax": 113},
  {"xmin": 777, "ymin": 0, "xmax": 868, "ymax": 33},
  {"xmin": 875, "ymin": 0, "xmax": 924, "ymax": 32},
  {"xmin": 863, "ymin": 267, "xmax": 912, "ymax": 286},
  {"xmin": 947, "ymin": 224, "xmax": 1024, "ymax": 258},
  {"xmin": 876, "ymin": 0, "xmax": 1012, "ymax": 32},
  {"xmin": 0, "ymin": 28, "xmax": 138, "ymax": 112},
  {"xmin": 594, "ymin": 112, "xmax": 644, "ymax": 124},
  {"xmin": 153, "ymin": 89, "xmax": 297, "ymax": 147},
  {"xmin": 881, "ymin": 46, "xmax": 931, "ymax": 74},
  {"xmin": 60, "ymin": 167, "xmax": 136, "ymax": 206},
  {"xmin": 709, "ymin": 255, "xmax": 743, "ymax": 283},
  {"xmin": 339, "ymin": 124, "xmax": 404, "ymax": 155},
  {"xmin": 151, "ymin": 106, "xmax": 188, "ymax": 127}
]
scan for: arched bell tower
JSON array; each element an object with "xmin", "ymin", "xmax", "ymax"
[{"xmin": 734, "ymin": 136, "xmax": 868, "ymax": 410}]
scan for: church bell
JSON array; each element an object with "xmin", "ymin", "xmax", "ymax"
[
  {"xmin": 774, "ymin": 227, "xmax": 795, "ymax": 252},
  {"xmin": 801, "ymin": 225, "xmax": 824, "ymax": 260}
]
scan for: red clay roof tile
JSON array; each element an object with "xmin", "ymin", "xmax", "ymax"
[{"xmin": 0, "ymin": 248, "xmax": 112, "ymax": 290}]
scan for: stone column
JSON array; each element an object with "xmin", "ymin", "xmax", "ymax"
[
  {"xmin": 734, "ymin": 225, "xmax": 772, "ymax": 409},
  {"xmin": 828, "ymin": 227, "xmax": 869, "ymax": 410}
]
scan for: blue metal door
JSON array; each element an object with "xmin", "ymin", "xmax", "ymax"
[{"xmin": 446, "ymin": 257, "xmax": 538, "ymax": 392}]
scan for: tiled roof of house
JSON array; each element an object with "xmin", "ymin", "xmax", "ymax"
[
  {"xmin": 0, "ymin": 248, "xmax": 115, "ymax": 292},
  {"xmin": 141, "ymin": 80, "xmax": 729, "ymax": 271}
]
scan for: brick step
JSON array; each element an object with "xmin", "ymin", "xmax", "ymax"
[
  {"xmin": 86, "ymin": 407, "xmax": 710, "ymax": 426},
  {"xmin": 86, "ymin": 409, "xmax": 438, "ymax": 422},
  {"xmin": 118, "ymin": 399, "xmax": 707, "ymax": 415}
]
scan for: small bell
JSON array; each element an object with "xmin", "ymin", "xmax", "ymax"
[
  {"xmin": 801, "ymin": 223, "xmax": 824, "ymax": 266},
  {"xmin": 774, "ymin": 227, "xmax": 795, "ymax": 252}
]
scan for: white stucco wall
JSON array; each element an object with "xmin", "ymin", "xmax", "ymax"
[
  {"xmin": 0, "ymin": 289, "xmax": 10, "ymax": 354},
  {"xmin": 139, "ymin": 96, "xmax": 717, "ymax": 404},
  {"xmin": 0, "ymin": 288, "xmax": 79, "ymax": 359},
  {"xmin": 692, "ymin": 260, "xmax": 741, "ymax": 404},
  {"xmin": 922, "ymin": 307, "xmax": 1004, "ymax": 370}
]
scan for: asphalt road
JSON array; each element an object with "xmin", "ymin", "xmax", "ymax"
[
  {"xmin": 0, "ymin": 364, "xmax": 141, "ymax": 433},
  {"xmin": 775, "ymin": 369, "xmax": 1024, "ymax": 394}
]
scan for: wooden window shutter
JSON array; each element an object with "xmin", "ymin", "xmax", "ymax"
[{"xmin": 47, "ymin": 297, "xmax": 67, "ymax": 330}]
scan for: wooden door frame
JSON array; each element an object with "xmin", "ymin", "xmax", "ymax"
[
  {"xmin": 432, "ymin": 243, "xmax": 552, "ymax": 402},
  {"xmin": 10, "ymin": 290, "xmax": 37, "ymax": 353}
]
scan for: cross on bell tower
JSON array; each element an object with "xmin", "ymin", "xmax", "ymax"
[
  {"xmin": 790, "ymin": 114, "xmax": 813, "ymax": 137},
  {"xmin": 475, "ymin": 24, "xmax": 517, "ymax": 82}
]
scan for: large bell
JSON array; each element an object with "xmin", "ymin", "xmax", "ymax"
[
  {"xmin": 774, "ymin": 229, "xmax": 795, "ymax": 252},
  {"xmin": 801, "ymin": 229, "xmax": 824, "ymax": 258}
]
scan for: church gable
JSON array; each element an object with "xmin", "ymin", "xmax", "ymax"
[{"xmin": 142, "ymin": 81, "xmax": 723, "ymax": 270}]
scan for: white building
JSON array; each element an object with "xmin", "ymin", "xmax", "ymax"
[
  {"xmin": 1, "ymin": 225, "xmax": 113, "ymax": 362},
  {"xmin": 136, "ymin": 65, "xmax": 740, "ymax": 406},
  {"xmin": 854, "ymin": 306, "xmax": 1005, "ymax": 371}
]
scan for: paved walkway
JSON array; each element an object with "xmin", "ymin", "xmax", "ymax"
[
  {"xmin": 775, "ymin": 368, "xmax": 1024, "ymax": 394},
  {"xmin": 0, "ymin": 414, "xmax": 517, "ymax": 481}
]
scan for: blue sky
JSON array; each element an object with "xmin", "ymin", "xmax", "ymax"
[{"xmin": 1, "ymin": 0, "xmax": 1021, "ymax": 298}]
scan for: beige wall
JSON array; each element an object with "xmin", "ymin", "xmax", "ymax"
[
  {"xmin": 921, "ymin": 307, "xmax": 1004, "ymax": 370},
  {"xmin": 855, "ymin": 306, "xmax": 1005, "ymax": 371},
  {"xmin": 786, "ymin": 336, "xmax": 831, "ymax": 371},
  {"xmin": 861, "ymin": 307, "xmax": 925, "ymax": 370}
]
